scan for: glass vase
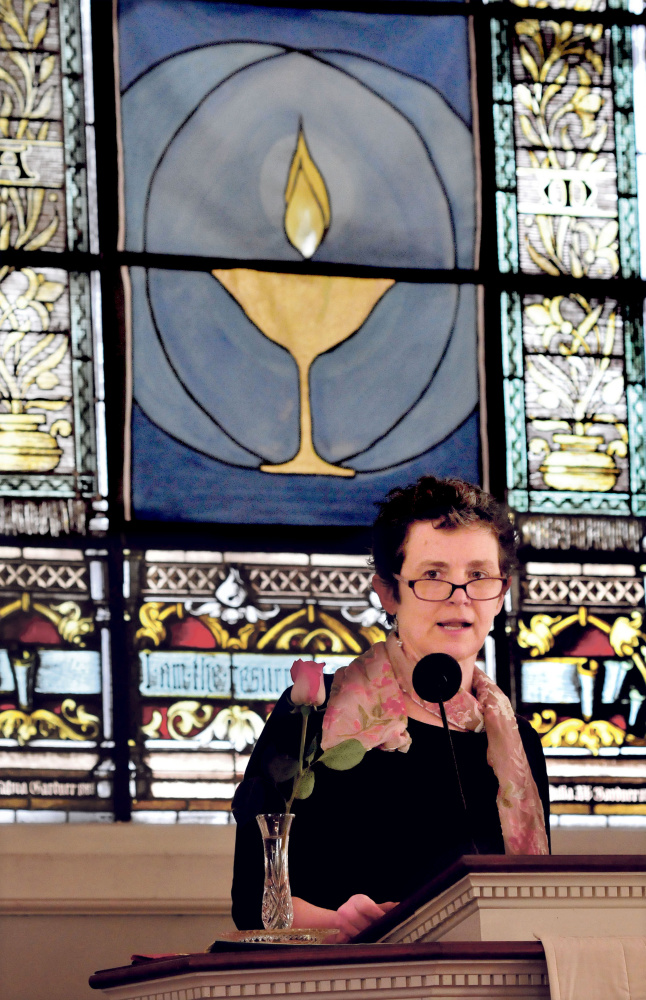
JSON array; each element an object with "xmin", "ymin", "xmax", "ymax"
[{"xmin": 256, "ymin": 812, "xmax": 294, "ymax": 930}]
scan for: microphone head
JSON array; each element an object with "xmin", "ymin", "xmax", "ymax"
[{"xmin": 412, "ymin": 653, "xmax": 462, "ymax": 703}]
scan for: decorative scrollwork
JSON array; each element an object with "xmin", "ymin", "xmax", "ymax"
[
  {"xmin": 359, "ymin": 624, "xmax": 388, "ymax": 645},
  {"xmin": 257, "ymin": 606, "xmax": 363, "ymax": 654},
  {"xmin": 0, "ymin": 698, "xmax": 100, "ymax": 745},
  {"xmin": 135, "ymin": 601, "xmax": 183, "ymax": 647},
  {"xmin": 518, "ymin": 612, "xmax": 563, "ymax": 655},
  {"xmin": 523, "ymin": 607, "xmax": 646, "ymax": 749},
  {"xmin": 166, "ymin": 700, "xmax": 214, "ymax": 740},
  {"xmin": 200, "ymin": 618, "xmax": 258, "ymax": 650},
  {"xmin": 136, "ymin": 600, "xmax": 260, "ymax": 650},
  {"xmin": 136, "ymin": 596, "xmax": 372, "ymax": 654},
  {"xmin": 0, "ymin": 593, "xmax": 93, "ymax": 646},
  {"xmin": 0, "ymin": 268, "xmax": 72, "ymax": 471},
  {"xmin": 606, "ymin": 611, "xmax": 645, "ymax": 657},
  {"xmin": 141, "ymin": 708, "xmax": 163, "ymax": 739},
  {"xmin": 530, "ymin": 709, "xmax": 557, "ymax": 734},
  {"xmin": 48, "ymin": 600, "xmax": 93, "ymax": 645},
  {"xmin": 518, "ymin": 606, "xmax": 612, "ymax": 656},
  {"xmin": 512, "ymin": 0, "xmax": 598, "ymax": 11},
  {"xmin": 210, "ymin": 705, "xmax": 265, "ymax": 751},
  {"xmin": 538, "ymin": 716, "xmax": 625, "ymax": 755},
  {"xmin": 141, "ymin": 702, "xmax": 265, "ymax": 749}
]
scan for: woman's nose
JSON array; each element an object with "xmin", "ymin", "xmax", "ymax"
[{"xmin": 448, "ymin": 583, "xmax": 470, "ymax": 603}]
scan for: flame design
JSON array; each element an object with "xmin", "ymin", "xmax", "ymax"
[{"xmin": 284, "ymin": 125, "xmax": 331, "ymax": 258}]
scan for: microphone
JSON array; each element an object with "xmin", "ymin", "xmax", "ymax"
[
  {"xmin": 411, "ymin": 651, "xmax": 479, "ymax": 854},
  {"xmin": 412, "ymin": 653, "xmax": 462, "ymax": 704}
]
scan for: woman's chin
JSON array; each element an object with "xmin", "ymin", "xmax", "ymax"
[{"xmin": 426, "ymin": 629, "xmax": 479, "ymax": 663}]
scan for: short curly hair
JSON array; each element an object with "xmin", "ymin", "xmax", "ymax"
[{"xmin": 372, "ymin": 475, "xmax": 517, "ymax": 601}]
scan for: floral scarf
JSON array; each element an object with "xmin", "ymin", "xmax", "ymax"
[{"xmin": 321, "ymin": 632, "xmax": 549, "ymax": 856}]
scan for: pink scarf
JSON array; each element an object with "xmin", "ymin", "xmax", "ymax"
[{"xmin": 321, "ymin": 633, "xmax": 549, "ymax": 855}]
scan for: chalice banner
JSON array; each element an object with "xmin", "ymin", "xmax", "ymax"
[{"xmin": 117, "ymin": 0, "xmax": 480, "ymax": 524}]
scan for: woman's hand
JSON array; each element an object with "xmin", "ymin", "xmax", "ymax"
[
  {"xmin": 292, "ymin": 894, "xmax": 398, "ymax": 942},
  {"xmin": 334, "ymin": 894, "xmax": 398, "ymax": 940}
]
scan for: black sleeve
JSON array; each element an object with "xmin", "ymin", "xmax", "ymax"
[{"xmin": 517, "ymin": 715, "xmax": 551, "ymax": 852}]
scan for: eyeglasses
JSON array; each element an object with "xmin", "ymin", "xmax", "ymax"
[{"xmin": 394, "ymin": 575, "xmax": 508, "ymax": 602}]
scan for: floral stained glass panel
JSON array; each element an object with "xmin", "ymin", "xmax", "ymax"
[
  {"xmin": 513, "ymin": 20, "xmax": 620, "ymax": 279},
  {"xmin": 1, "ymin": 0, "xmax": 96, "ymax": 254},
  {"xmin": 0, "ymin": 0, "xmax": 103, "ymax": 535},
  {"xmin": 495, "ymin": 10, "xmax": 644, "ymax": 515},
  {"xmin": 502, "ymin": 289, "xmax": 646, "ymax": 514}
]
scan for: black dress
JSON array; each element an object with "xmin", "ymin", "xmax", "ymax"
[{"xmin": 231, "ymin": 678, "xmax": 550, "ymax": 930}]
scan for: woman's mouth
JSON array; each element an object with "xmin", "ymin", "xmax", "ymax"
[{"xmin": 438, "ymin": 621, "xmax": 472, "ymax": 631}]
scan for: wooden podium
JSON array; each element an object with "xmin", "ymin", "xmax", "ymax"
[{"xmin": 89, "ymin": 857, "xmax": 646, "ymax": 1000}]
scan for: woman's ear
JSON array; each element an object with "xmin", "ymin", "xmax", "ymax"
[
  {"xmin": 494, "ymin": 576, "xmax": 511, "ymax": 616},
  {"xmin": 372, "ymin": 574, "xmax": 398, "ymax": 615}
]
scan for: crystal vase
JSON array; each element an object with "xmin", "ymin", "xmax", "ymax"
[{"xmin": 256, "ymin": 813, "xmax": 294, "ymax": 930}]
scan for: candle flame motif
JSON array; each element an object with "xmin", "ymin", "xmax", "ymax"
[
  {"xmin": 284, "ymin": 125, "xmax": 331, "ymax": 258},
  {"xmin": 213, "ymin": 122, "xmax": 394, "ymax": 476}
]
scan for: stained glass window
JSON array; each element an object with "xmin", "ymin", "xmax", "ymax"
[
  {"xmin": 494, "ymin": 5, "xmax": 644, "ymax": 515},
  {"xmin": 0, "ymin": 0, "xmax": 109, "ymax": 821},
  {"xmin": 513, "ymin": 557, "xmax": 646, "ymax": 824},
  {"xmin": 119, "ymin": 4, "xmax": 481, "ymax": 525},
  {"xmin": 492, "ymin": 0, "xmax": 646, "ymax": 824},
  {"xmin": 0, "ymin": 544, "xmax": 113, "ymax": 820},
  {"xmin": 129, "ymin": 548, "xmax": 384, "ymax": 821},
  {"xmin": 1, "ymin": 0, "xmax": 644, "ymax": 826},
  {"xmin": 0, "ymin": 0, "xmax": 105, "ymax": 532}
]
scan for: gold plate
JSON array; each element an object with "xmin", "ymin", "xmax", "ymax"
[{"xmin": 211, "ymin": 928, "xmax": 335, "ymax": 946}]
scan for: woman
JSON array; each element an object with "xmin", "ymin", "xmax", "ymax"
[{"xmin": 231, "ymin": 476, "xmax": 550, "ymax": 937}]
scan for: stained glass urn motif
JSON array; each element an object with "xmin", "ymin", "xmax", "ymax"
[
  {"xmin": 256, "ymin": 813, "xmax": 294, "ymax": 930},
  {"xmin": 0, "ymin": 412, "xmax": 69, "ymax": 472},
  {"xmin": 539, "ymin": 432, "xmax": 621, "ymax": 492}
]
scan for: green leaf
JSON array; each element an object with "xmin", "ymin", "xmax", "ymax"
[
  {"xmin": 294, "ymin": 769, "xmax": 315, "ymax": 800},
  {"xmin": 318, "ymin": 738, "xmax": 366, "ymax": 771},
  {"xmin": 305, "ymin": 733, "xmax": 319, "ymax": 764},
  {"xmin": 267, "ymin": 754, "xmax": 299, "ymax": 783}
]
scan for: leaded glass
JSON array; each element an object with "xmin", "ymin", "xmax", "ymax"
[
  {"xmin": 515, "ymin": 559, "xmax": 646, "ymax": 818},
  {"xmin": 0, "ymin": 0, "xmax": 104, "ymax": 534},
  {"xmin": 0, "ymin": 265, "xmax": 101, "ymax": 528},
  {"xmin": 130, "ymin": 548, "xmax": 383, "ymax": 820},
  {"xmin": 635, "ymin": 23, "xmax": 646, "ymax": 277},
  {"xmin": 493, "ymin": 13, "xmax": 639, "ymax": 281},
  {"xmin": 118, "ymin": 3, "xmax": 481, "ymax": 526},
  {"xmin": 496, "ymin": 6, "xmax": 643, "ymax": 514},
  {"xmin": 503, "ymin": 292, "xmax": 646, "ymax": 514},
  {"xmin": 0, "ymin": 0, "xmax": 91, "ymax": 254},
  {"xmin": 0, "ymin": 545, "xmax": 113, "ymax": 820},
  {"xmin": 1, "ymin": 0, "xmax": 642, "ymax": 830}
]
